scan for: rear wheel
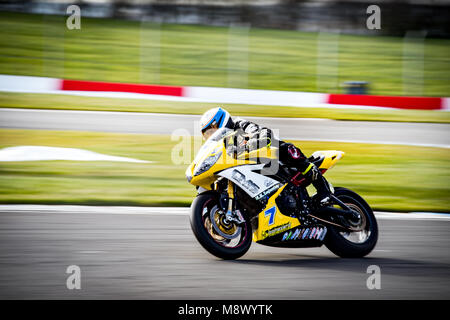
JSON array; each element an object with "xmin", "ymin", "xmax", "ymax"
[
  {"xmin": 324, "ymin": 187, "xmax": 378, "ymax": 258},
  {"xmin": 190, "ymin": 192, "xmax": 252, "ymax": 260}
]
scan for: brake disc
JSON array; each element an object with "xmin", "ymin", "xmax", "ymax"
[
  {"xmin": 345, "ymin": 203, "xmax": 367, "ymax": 232},
  {"xmin": 209, "ymin": 206, "xmax": 241, "ymax": 240}
]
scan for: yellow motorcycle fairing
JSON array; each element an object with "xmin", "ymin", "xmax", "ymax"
[
  {"xmin": 252, "ymin": 184, "xmax": 301, "ymax": 242},
  {"xmin": 186, "ymin": 134, "xmax": 279, "ymax": 191},
  {"xmin": 252, "ymin": 150, "xmax": 344, "ymax": 243}
]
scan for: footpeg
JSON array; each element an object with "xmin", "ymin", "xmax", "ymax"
[{"xmin": 319, "ymin": 196, "xmax": 331, "ymax": 206}]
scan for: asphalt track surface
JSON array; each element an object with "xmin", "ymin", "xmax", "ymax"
[
  {"xmin": 0, "ymin": 206, "xmax": 449, "ymax": 300},
  {"xmin": 1, "ymin": 108, "xmax": 449, "ymax": 148}
]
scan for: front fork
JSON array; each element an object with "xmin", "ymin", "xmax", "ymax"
[{"xmin": 224, "ymin": 180, "xmax": 245, "ymax": 225}]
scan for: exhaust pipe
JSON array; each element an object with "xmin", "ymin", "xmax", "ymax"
[{"xmin": 309, "ymin": 206, "xmax": 362, "ymax": 231}]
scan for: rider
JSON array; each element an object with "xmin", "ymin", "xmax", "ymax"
[{"xmin": 199, "ymin": 107, "xmax": 332, "ymax": 205}]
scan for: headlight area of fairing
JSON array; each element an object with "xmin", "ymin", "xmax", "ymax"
[{"xmin": 193, "ymin": 151, "xmax": 223, "ymax": 177}]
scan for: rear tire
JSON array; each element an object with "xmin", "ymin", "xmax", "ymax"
[
  {"xmin": 324, "ymin": 187, "xmax": 378, "ymax": 258},
  {"xmin": 190, "ymin": 192, "xmax": 252, "ymax": 260}
]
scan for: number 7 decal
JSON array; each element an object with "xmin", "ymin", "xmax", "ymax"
[{"xmin": 265, "ymin": 206, "xmax": 276, "ymax": 225}]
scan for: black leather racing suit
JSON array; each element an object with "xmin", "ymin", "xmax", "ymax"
[{"xmin": 232, "ymin": 118, "xmax": 330, "ymax": 200}]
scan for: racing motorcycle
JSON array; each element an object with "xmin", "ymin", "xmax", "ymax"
[{"xmin": 185, "ymin": 127, "xmax": 378, "ymax": 260}]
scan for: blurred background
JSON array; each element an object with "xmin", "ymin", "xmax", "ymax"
[
  {"xmin": 0, "ymin": 0, "xmax": 448, "ymax": 212},
  {"xmin": 0, "ymin": 0, "xmax": 448, "ymax": 94},
  {"xmin": 0, "ymin": 0, "xmax": 449, "ymax": 301}
]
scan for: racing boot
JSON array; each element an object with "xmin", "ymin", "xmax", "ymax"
[{"xmin": 283, "ymin": 144, "xmax": 332, "ymax": 205}]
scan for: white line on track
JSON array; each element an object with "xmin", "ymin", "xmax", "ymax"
[{"xmin": 0, "ymin": 205, "xmax": 448, "ymax": 221}]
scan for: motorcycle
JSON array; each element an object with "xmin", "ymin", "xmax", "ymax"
[{"xmin": 185, "ymin": 127, "xmax": 378, "ymax": 260}]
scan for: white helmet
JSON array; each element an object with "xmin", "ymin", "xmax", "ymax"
[{"xmin": 200, "ymin": 107, "xmax": 233, "ymax": 134}]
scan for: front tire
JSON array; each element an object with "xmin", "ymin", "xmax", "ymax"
[
  {"xmin": 190, "ymin": 192, "xmax": 252, "ymax": 260},
  {"xmin": 324, "ymin": 187, "xmax": 378, "ymax": 258}
]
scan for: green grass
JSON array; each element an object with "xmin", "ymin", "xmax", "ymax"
[
  {"xmin": 0, "ymin": 129, "xmax": 448, "ymax": 212},
  {"xmin": 1, "ymin": 92, "xmax": 449, "ymax": 124},
  {"xmin": 0, "ymin": 12, "xmax": 449, "ymax": 96}
]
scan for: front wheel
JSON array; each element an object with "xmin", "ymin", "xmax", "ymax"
[
  {"xmin": 324, "ymin": 187, "xmax": 378, "ymax": 258},
  {"xmin": 190, "ymin": 192, "xmax": 252, "ymax": 260}
]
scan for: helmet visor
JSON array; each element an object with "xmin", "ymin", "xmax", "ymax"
[{"xmin": 202, "ymin": 127, "xmax": 217, "ymax": 140}]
